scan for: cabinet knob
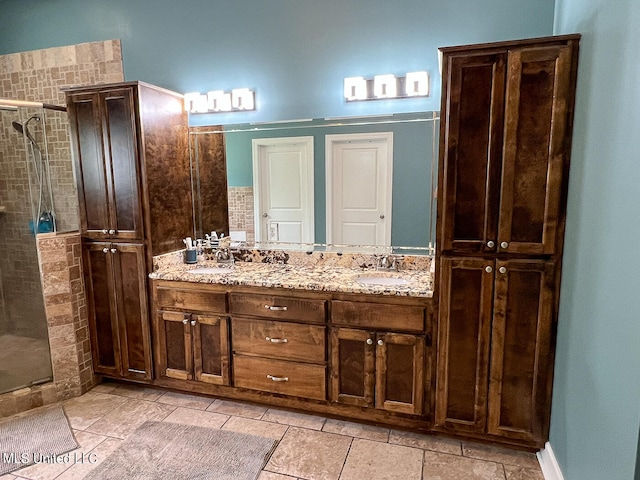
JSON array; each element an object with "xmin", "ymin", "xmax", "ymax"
[
  {"xmin": 486, "ymin": 240, "xmax": 495, "ymax": 248},
  {"xmin": 500, "ymin": 241, "xmax": 509, "ymax": 249},
  {"xmin": 266, "ymin": 336, "xmax": 288, "ymax": 344},
  {"xmin": 110, "ymin": 248, "xmax": 117, "ymax": 254},
  {"xmin": 377, "ymin": 339, "xmax": 384, "ymax": 346},
  {"xmin": 266, "ymin": 374, "xmax": 289, "ymax": 382},
  {"xmin": 366, "ymin": 338, "xmax": 373, "ymax": 345},
  {"xmin": 102, "ymin": 247, "xmax": 109, "ymax": 253},
  {"xmin": 485, "ymin": 266, "xmax": 493, "ymax": 273},
  {"xmin": 109, "ymin": 229, "xmax": 116, "ymax": 235},
  {"xmin": 182, "ymin": 318, "xmax": 189, "ymax": 325},
  {"xmin": 499, "ymin": 266, "xmax": 507, "ymax": 274},
  {"xmin": 190, "ymin": 320, "xmax": 197, "ymax": 326},
  {"xmin": 102, "ymin": 229, "xmax": 108, "ymax": 234}
]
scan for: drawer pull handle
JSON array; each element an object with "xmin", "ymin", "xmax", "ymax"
[
  {"xmin": 265, "ymin": 305, "xmax": 288, "ymax": 311},
  {"xmin": 265, "ymin": 336, "xmax": 288, "ymax": 344},
  {"xmin": 266, "ymin": 374, "xmax": 289, "ymax": 382}
]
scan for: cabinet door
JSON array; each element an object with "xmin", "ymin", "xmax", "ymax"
[
  {"xmin": 111, "ymin": 243, "xmax": 152, "ymax": 380},
  {"xmin": 375, "ymin": 333, "xmax": 424, "ymax": 415},
  {"xmin": 438, "ymin": 52, "xmax": 507, "ymax": 254},
  {"xmin": 67, "ymin": 93, "xmax": 111, "ymax": 239},
  {"xmin": 157, "ymin": 310, "xmax": 193, "ymax": 380},
  {"xmin": 330, "ymin": 328, "xmax": 374, "ymax": 407},
  {"xmin": 192, "ymin": 314, "xmax": 230, "ymax": 386},
  {"xmin": 83, "ymin": 242, "xmax": 120, "ymax": 376},
  {"xmin": 100, "ymin": 88, "xmax": 143, "ymax": 241},
  {"xmin": 488, "ymin": 260, "xmax": 555, "ymax": 443},
  {"xmin": 497, "ymin": 45, "xmax": 573, "ymax": 255},
  {"xmin": 436, "ymin": 257, "xmax": 494, "ymax": 434}
]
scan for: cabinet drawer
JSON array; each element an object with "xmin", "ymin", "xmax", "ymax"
[
  {"xmin": 232, "ymin": 318, "xmax": 325, "ymax": 363},
  {"xmin": 230, "ymin": 293, "xmax": 325, "ymax": 323},
  {"xmin": 331, "ymin": 300, "xmax": 425, "ymax": 332},
  {"xmin": 156, "ymin": 286, "xmax": 227, "ymax": 313},
  {"xmin": 233, "ymin": 355, "xmax": 326, "ymax": 401}
]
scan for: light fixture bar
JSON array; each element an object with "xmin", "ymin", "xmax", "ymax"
[
  {"xmin": 184, "ymin": 89, "xmax": 256, "ymax": 113},
  {"xmin": 344, "ymin": 71, "xmax": 429, "ymax": 102}
]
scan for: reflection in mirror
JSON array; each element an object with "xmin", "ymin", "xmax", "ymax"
[{"xmin": 189, "ymin": 112, "xmax": 439, "ymax": 254}]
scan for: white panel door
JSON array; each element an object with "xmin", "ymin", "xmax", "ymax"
[
  {"xmin": 252, "ymin": 137, "xmax": 314, "ymax": 244},
  {"xmin": 326, "ymin": 132, "xmax": 393, "ymax": 246}
]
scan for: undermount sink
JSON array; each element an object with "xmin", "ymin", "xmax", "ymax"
[
  {"xmin": 356, "ymin": 275, "xmax": 410, "ymax": 286},
  {"xmin": 188, "ymin": 267, "xmax": 233, "ymax": 274}
]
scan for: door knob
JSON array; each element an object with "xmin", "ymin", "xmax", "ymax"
[
  {"xmin": 379, "ymin": 214, "xmax": 385, "ymax": 219},
  {"xmin": 262, "ymin": 213, "xmax": 268, "ymax": 218}
]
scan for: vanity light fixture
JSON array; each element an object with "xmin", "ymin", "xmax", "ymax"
[
  {"xmin": 184, "ymin": 88, "xmax": 256, "ymax": 113},
  {"xmin": 344, "ymin": 71, "xmax": 429, "ymax": 102},
  {"xmin": 344, "ymin": 77, "xmax": 368, "ymax": 101},
  {"xmin": 405, "ymin": 71, "xmax": 429, "ymax": 97},
  {"xmin": 373, "ymin": 74, "xmax": 397, "ymax": 99}
]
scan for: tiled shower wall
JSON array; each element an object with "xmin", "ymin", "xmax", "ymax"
[
  {"xmin": 0, "ymin": 40, "xmax": 124, "ymax": 416},
  {"xmin": 228, "ymin": 186, "xmax": 255, "ymax": 243}
]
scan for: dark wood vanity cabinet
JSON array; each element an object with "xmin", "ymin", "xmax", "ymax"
[
  {"xmin": 65, "ymin": 82, "xmax": 193, "ymax": 382},
  {"xmin": 330, "ymin": 300, "xmax": 429, "ymax": 416},
  {"xmin": 230, "ymin": 292, "xmax": 328, "ymax": 401},
  {"xmin": 154, "ymin": 284, "xmax": 230, "ymax": 386},
  {"xmin": 435, "ymin": 35, "xmax": 579, "ymax": 448},
  {"xmin": 438, "ymin": 36, "xmax": 579, "ymax": 256},
  {"xmin": 82, "ymin": 242, "xmax": 151, "ymax": 381}
]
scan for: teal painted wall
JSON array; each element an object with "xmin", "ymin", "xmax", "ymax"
[
  {"xmin": 0, "ymin": 0, "xmax": 554, "ymax": 123},
  {"xmin": 552, "ymin": 1, "xmax": 640, "ymax": 479}
]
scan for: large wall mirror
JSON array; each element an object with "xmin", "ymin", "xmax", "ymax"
[{"xmin": 189, "ymin": 111, "xmax": 439, "ymax": 254}]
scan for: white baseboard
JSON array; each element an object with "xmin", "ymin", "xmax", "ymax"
[{"xmin": 537, "ymin": 442, "xmax": 565, "ymax": 480}]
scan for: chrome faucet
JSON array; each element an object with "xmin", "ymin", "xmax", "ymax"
[
  {"xmin": 215, "ymin": 237, "xmax": 234, "ymax": 264},
  {"xmin": 377, "ymin": 254, "xmax": 400, "ymax": 271}
]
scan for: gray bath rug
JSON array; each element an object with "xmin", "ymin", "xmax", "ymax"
[
  {"xmin": 85, "ymin": 420, "xmax": 278, "ymax": 480},
  {"xmin": 0, "ymin": 405, "xmax": 79, "ymax": 475}
]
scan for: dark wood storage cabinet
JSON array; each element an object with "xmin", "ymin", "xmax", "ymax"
[
  {"xmin": 330, "ymin": 300, "xmax": 428, "ymax": 416},
  {"xmin": 435, "ymin": 35, "xmax": 579, "ymax": 448},
  {"xmin": 65, "ymin": 82, "xmax": 193, "ymax": 381},
  {"xmin": 155, "ymin": 284, "xmax": 230, "ymax": 385}
]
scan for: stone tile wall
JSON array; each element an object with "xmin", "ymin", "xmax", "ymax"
[
  {"xmin": 0, "ymin": 40, "xmax": 124, "ymax": 416},
  {"xmin": 228, "ymin": 186, "xmax": 255, "ymax": 242}
]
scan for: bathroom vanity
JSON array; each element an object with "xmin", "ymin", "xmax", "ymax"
[{"xmin": 149, "ymin": 256, "xmax": 436, "ymax": 433}]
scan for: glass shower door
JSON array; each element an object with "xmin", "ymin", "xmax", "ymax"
[{"xmin": 0, "ymin": 105, "xmax": 54, "ymax": 394}]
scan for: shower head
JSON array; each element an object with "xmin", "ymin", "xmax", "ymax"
[
  {"xmin": 11, "ymin": 120, "xmax": 24, "ymax": 135},
  {"xmin": 11, "ymin": 115, "xmax": 40, "ymax": 147}
]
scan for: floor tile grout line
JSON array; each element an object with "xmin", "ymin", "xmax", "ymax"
[{"xmin": 335, "ymin": 436, "xmax": 355, "ymax": 480}]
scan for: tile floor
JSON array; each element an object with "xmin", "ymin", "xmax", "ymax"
[{"xmin": 0, "ymin": 381, "xmax": 545, "ymax": 480}]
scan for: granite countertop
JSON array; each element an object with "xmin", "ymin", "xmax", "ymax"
[{"xmin": 150, "ymin": 260, "xmax": 434, "ymax": 298}]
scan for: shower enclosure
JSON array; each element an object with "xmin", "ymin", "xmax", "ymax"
[{"xmin": 0, "ymin": 100, "xmax": 78, "ymax": 395}]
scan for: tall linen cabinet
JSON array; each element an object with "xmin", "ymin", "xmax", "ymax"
[
  {"xmin": 65, "ymin": 81, "xmax": 193, "ymax": 382},
  {"xmin": 434, "ymin": 35, "xmax": 580, "ymax": 448}
]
